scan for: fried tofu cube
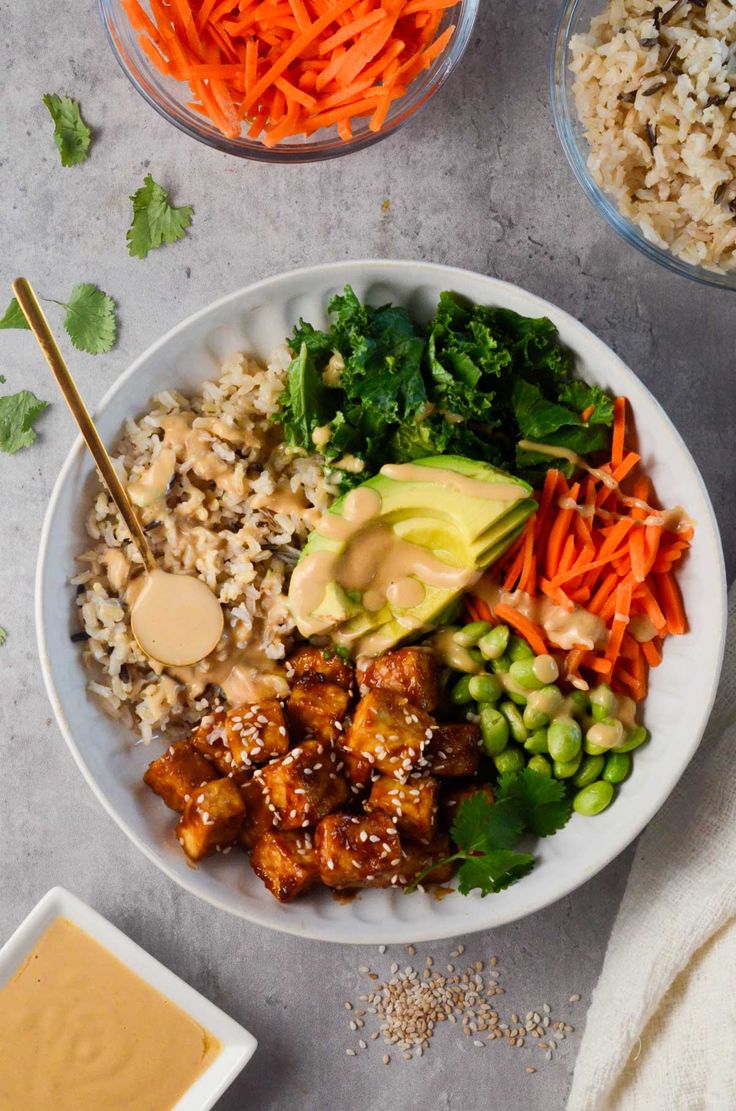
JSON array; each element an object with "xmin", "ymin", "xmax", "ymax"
[
  {"xmin": 366, "ymin": 776, "xmax": 439, "ymax": 843},
  {"xmin": 176, "ymin": 778, "xmax": 245, "ymax": 862},
  {"xmin": 250, "ymin": 830, "xmax": 320, "ymax": 903},
  {"xmin": 287, "ymin": 645, "xmax": 354, "ymax": 691},
  {"xmin": 239, "ymin": 777, "xmax": 277, "ymax": 850},
  {"xmin": 287, "ymin": 679, "xmax": 351, "ymax": 744},
  {"xmin": 257, "ymin": 741, "xmax": 349, "ymax": 830},
  {"xmin": 225, "ymin": 699, "xmax": 289, "ymax": 768},
  {"xmin": 315, "ymin": 812, "xmax": 402, "ymax": 889},
  {"xmin": 189, "ymin": 708, "xmax": 247, "ymax": 782},
  {"xmin": 344, "ymin": 689, "xmax": 435, "ymax": 782},
  {"xmin": 339, "ymin": 747, "xmax": 373, "ymax": 793},
  {"xmin": 442, "ymin": 783, "xmax": 494, "ymax": 826},
  {"xmin": 427, "ymin": 723, "xmax": 481, "ymax": 777},
  {"xmin": 398, "ymin": 833, "xmax": 454, "ymax": 886},
  {"xmin": 357, "ymin": 647, "xmax": 440, "ymax": 712},
  {"xmin": 143, "ymin": 741, "xmax": 217, "ymax": 813}
]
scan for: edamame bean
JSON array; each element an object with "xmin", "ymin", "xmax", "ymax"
[
  {"xmin": 478, "ymin": 625, "xmax": 509, "ymax": 661},
  {"xmin": 499, "ymin": 701, "xmax": 528, "ymax": 744},
  {"xmin": 547, "ymin": 717, "xmax": 582, "ymax": 763},
  {"xmin": 468, "ymin": 673, "xmax": 504, "ymax": 704},
  {"xmin": 494, "ymin": 746, "xmax": 526, "ymax": 775},
  {"xmin": 523, "ymin": 703, "xmax": 550, "ymax": 731},
  {"xmin": 617, "ymin": 725, "xmax": 649, "ymax": 753},
  {"xmin": 454, "ymin": 621, "xmax": 493, "ymax": 647},
  {"xmin": 507, "ymin": 687, "xmax": 528, "ymax": 707},
  {"xmin": 603, "ymin": 752, "xmax": 631, "ymax": 784},
  {"xmin": 524, "ymin": 729, "xmax": 549, "ymax": 755},
  {"xmin": 553, "ymin": 751, "xmax": 583, "ymax": 779},
  {"xmin": 573, "ymin": 780, "xmax": 614, "ymax": 816},
  {"xmin": 527, "ymin": 755, "xmax": 552, "ymax": 778},
  {"xmin": 508, "ymin": 636, "xmax": 534, "ymax": 662},
  {"xmin": 567, "ymin": 690, "xmax": 590, "ymax": 718},
  {"xmin": 586, "ymin": 716, "xmax": 624, "ymax": 750},
  {"xmin": 509, "ymin": 657, "xmax": 546, "ymax": 692},
  {"xmin": 590, "ymin": 683, "xmax": 616, "ymax": 723},
  {"xmin": 490, "ymin": 654, "xmax": 511, "ymax": 674},
  {"xmin": 573, "ymin": 754, "xmax": 605, "ymax": 789},
  {"xmin": 450, "ymin": 675, "xmax": 474, "ymax": 705},
  {"xmin": 527, "ymin": 685, "xmax": 564, "ymax": 719},
  {"xmin": 480, "ymin": 705, "xmax": 509, "ymax": 757},
  {"xmin": 584, "ymin": 738, "xmax": 608, "ymax": 756}
]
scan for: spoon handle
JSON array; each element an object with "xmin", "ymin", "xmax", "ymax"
[{"xmin": 13, "ymin": 277, "xmax": 157, "ymax": 574}]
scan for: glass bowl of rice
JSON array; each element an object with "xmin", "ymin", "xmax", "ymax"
[
  {"xmin": 97, "ymin": 0, "xmax": 478, "ymax": 163},
  {"xmin": 552, "ymin": 0, "xmax": 736, "ymax": 290}
]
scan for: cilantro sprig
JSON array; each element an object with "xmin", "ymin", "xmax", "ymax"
[
  {"xmin": 404, "ymin": 769, "xmax": 573, "ymax": 897},
  {"xmin": 0, "ymin": 285, "xmax": 117, "ymax": 356},
  {"xmin": 43, "ymin": 94, "xmax": 92, "ymax": 167},
  {"xmin": 0, "ymin": 390, "xmax": 49, "ymax": 454},
  {"xmin": 127, "ymin": 174, "xmax": 194, "ymax": 259}
]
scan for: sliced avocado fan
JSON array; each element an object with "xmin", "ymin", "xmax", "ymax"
[{"xmin": 287, "ymin": 456, "xmax": 536, "ymax": 656}]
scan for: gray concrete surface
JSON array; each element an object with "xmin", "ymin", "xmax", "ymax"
[{"xmin": 1, "ymin": 1, "xmax": 734, "ymax": 1108}]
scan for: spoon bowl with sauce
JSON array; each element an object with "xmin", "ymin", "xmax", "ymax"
[{"xmin": 13, "ymin": 278, "xmax": 223, "ymax": 668}]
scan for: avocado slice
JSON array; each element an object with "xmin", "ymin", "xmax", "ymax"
[{"xmin": 287, "ymin": 455, "xmax": 536, "ymax": 654}]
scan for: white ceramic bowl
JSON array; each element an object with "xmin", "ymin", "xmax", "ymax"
[
  {"xmin": 37, "ymin": 261, "xmax": 727, "ymax": 943},
  {"xmin": 0, "ymin": 887, "xmax": 257, "ymax": 1109}
]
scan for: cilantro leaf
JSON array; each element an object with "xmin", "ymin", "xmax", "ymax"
[
  {"xmin": 0, "ymin": 298, "xmax": 30, "ymax": 330},
  {"xmin": 43, "ymin": 94, "xmax": 92, "ymax": 167},
  {"xmin": 457, "ymin": 850, "xmax": 535, "ymax": 896},
  {"xmin": 0, "ymin": 627, "xmax": 6, "ymax": 646},
  {"xmin": 451, "ymin": 793, "xmax": 525, "ymax": 853},
  {"xmin": 127, "ymin": 174, "xmax": 194, "ymax": 259},
  {"xmin": 62, "ymin": 284, "xmax": 117, "ymax": 355},
  {"xmin": 496, "ymin": 768, "xmax": 573, "ymax": 837},
  {"xmin": 0, "ymin": 390, "xmax": 49, "ymax": 454}
]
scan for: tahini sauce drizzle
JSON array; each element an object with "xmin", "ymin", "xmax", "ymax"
[
  {"xmin": 380, "ymin": 463, "xmax": 524, "ymax": 501},
  {"xmin": 129, "ymin": 569, "xmax": 224, "ymax": 667}
]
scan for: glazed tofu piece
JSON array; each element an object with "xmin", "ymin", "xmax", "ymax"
[
  {"xmin": 366, "ymin": 776, "xmax": 439, "ymax": 843},
  {"xmin": 398, "ymin": 833, "xmax": 454, "ymax": 886},
  {"xmin": 225, "ymin": 699, "xmax": 289, "ymax": 768},
  {"xmin": 343, "ymin": 689, "xmax": 435, "ymax": 782},
  {"xmin": 287, "ymin": 645, "xmax": 354, "ymax": 691},
  {"xmin": 357, "ymin": 647, "xmax": 440, "ymax": 713},
  {"xmin": 176, "ymin": 778, "xmax": 245, "ymax": 862},
  {"xmin": 256, "ymin": 741, "xmax": 349, "ymax": 831},
  {"xmin": 442, "ymin": 783, "xmax": 495, "ymax": 826},
  {"xmin": 239, "ymin": 777, "xmax": 277, "ymax": 850},
  {"xmin": 250, "ymin": 830, "xmax": 320, "ymax": 903},
  {"xmin": 426, "ymin": 723, "xmax": 482, "ymax": 778},
  {"xmin": 143, "ymin": 741, "xmax": 217, "ymax": 813},
  {"xmin": 189, "ymin": 708, "xmax": 249, "ymax": 782},
  {"xmin": 315, "ymin": 812, "xmax": 402, "ymax": 889},
  {"xmin": 286, "ymin": 678, "xmax": 351, "ymax": 744},
  {"xmin": 339, "ymin": 747, "xmax": 373, "ymax": 793}
]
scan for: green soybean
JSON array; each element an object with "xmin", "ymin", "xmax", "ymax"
[
  {"xmin": 584, "ymin": 738, "xmax": 609, "ymax": 756},
  {"xmin": 490, "ymin": 654, "xmax": 511, "ymax": 674},
  {"xmin": 494, "ymin": 746, "xmax": 526, "ymax": 775},
  {"xmin": 506, "ymin": 687, "xmax": 528, "ymax": 707},
  {"xmin": 573, "ymin": 780, "xmax": 614, "ymax": 816},
  {"xmin": 573, "ymin": 754, "xmax": 605, "ymax": 789},
  {"xmin": 450, "ymin": 675, "xmax": 474, "ymax": 705},
  {"xmin": 523, "ymin": 703, "xmax": 550, "ymax": 731},
  {"xmin": 603, "ymin": 752, "xmax": 631, "ymax": 784},
  {"xmin": 478, "ymin": 625, "xmax": 509, "ymax": 661},
  {"xmin": 468, "ymin": 672, "xmax": 504, "ymax": 704},
  {"xmin": 547, "ymin": 717, "xmax": 582, "ymax": 763},
  {"xmin": 499, "ymin": 701, "xmax": 528, "ymax": 744},
  {"xmin": 618, "ymin": 725, "xmax": 649, "ymax": 753},
  {"xmin": 553, "ymin": 751, "xmax": 583, "ymax": 779},
  {"xmin": 567, "ymin": 690, "xmax": 590, "ymax": 718},
  {"xmin": 590, "ymin": 683, "xmax": 616, "ymax": 723},
  {"xmin": 509, "ymin": 657, "xmax": 546, "ymax": 691},
  {"xmin": 454, "ymin": 621, "xmax": 493, "ymax": 647},
  {"xmin": 508, "ymin": 635, "xmax": 534, "ymax": 662},
  {"xmin": 480, "ymin": 706, "xmax": 509, "ymax": 757},
  {"xmin": 527, "ymin": 755, "xmax": 552, "ymax": 778},
  {"xmin": 524, "ymin": 729, "xmax": 549, "ymax": 755}
]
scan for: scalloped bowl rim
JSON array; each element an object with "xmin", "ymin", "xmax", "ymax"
[{"xmin": 36, "ymin": 260, "xmax": 727, "ymax": 942}]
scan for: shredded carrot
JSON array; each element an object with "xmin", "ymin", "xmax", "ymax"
[
  {"xmin": 494, "ymin": 604, "xmax": 548, "ymax": 657},
  {"xmin": 612, "ymin": 397, "xmax": 627, "ymax": 467},
  {"xmin": 122, "ymin": 0, "xmax": 457, "ymax": 145}
]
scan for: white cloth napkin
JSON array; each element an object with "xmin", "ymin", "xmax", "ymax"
[{"xmin": 567, "ymin": 584, "xmax": 736, "ymax": 1111}]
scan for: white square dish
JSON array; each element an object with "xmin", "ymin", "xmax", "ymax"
[{"xmin": 0, "ymin": 887, "xmax": 257, "ymax": 1111}]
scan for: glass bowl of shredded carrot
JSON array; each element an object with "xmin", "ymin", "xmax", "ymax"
[{"xmin": 99, "ymin": 0, "xmax": 478, "ymax": 160}]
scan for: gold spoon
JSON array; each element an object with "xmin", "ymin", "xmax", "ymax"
[{"xmin": 14, "ymin": 277, "xmax": 224, "ymax": 667}]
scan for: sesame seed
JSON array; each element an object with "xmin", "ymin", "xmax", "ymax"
[{"xmin": 346, "ymin": 1049, "xmax": 356, "ymax": 1057}]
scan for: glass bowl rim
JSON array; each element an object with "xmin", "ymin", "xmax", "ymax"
[
  {"xmin": 550, "ymin": 0, "xmax": 736, "ymax": 292},
  {"xmin": 97, "ymin": 0, "xmax": 480, "ymax": 164}
]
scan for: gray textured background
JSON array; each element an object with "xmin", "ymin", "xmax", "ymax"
[{"xmin": 1, "ymin": 1, "xmax": 734, "ymax": 1108}]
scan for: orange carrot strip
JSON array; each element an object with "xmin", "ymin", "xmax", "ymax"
[
  {"xmin": 318, "ymin": 8, "xmax": 386, "ymax": 53},
  {"xmin": 611, "ymin": 397, "xmax": 627, "ymax": 466},
  {"xmin": 641, "ymin": 637, "xmax": 663, "ymax": 667},
  {"xmin": 655, "ymin": 571, "xmax": 688, "ymax": 636},
  {"xmin": 494, "ymin": 604, "xmax": 548, "ymax": 657},
  {"xmin": 587, "ymin": 656, "xmax": 612, "ymax": 675},
  {"xmin": 544, "ymin": 481, "xmax": 580, "ymax": 578},
  {"xmin": 539, "ymin": 578, "xmax": 574, "ymax": 613}
]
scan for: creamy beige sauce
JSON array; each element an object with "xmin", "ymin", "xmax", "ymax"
[
  {"xmin": 130, "ymin": 569, "xmax": 224, "ymax": 667},
  {"xmin": 161, "ymin": 413, "xmax": 243, "ymax": 498},
  {"xmin": 527, "ymin": 686, "xmax": 564, "ymax": 717},
  {"xmin": 0, "ymin": 918, "xmax": 220, "ymax": 1111},
  {"xmin": 431, "ymin": 629, "xmax": 485, "ymax": 674},
  {"xmin": 478, "ymin": 582, "xmax": 607, "ymax": 652},
  {"xmin": 380, "ymin": 463, "xmax": 523, "ymax": 501},
  {"xmin": 587, "ymin": 718, "xmax": 625, "ymax": 749},
  {"xmin": 532, "ymin": 654, "xmax": 559, "ymax": 685},
  {"xmin": 169, "ymin": 645, "xmax": 290, "ymax": 705},
  {"xmin": 312, "ymin": 424, "xmax": 332, "ymax": 449},
  {"xmin": 386, "ymin": 576, "xmax": 426, "ymax": 610},
  {"xmin": 317, "ymin": 487, "xmax": 382, "ymax": 542},
  {"xmin": 518, "ymin": 440, "xmax": 618, "ymax": 490},
  {"xmin": 128, "ymin": 447, "xmax": 177, "ymax": 508}
]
